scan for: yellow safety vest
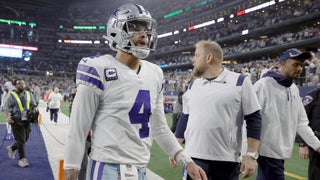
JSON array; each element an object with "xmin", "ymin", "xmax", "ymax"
[{"xmin": 11, "ymin": 91, "xmax": 31, "ymax": 112}]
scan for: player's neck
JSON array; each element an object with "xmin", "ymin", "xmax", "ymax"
[
  {"xmin": 115, "ymin": 51, "xmax": 140, "ymax": 70},
  {"xmin": 203, "ymin": 66, "xmax": 223, "ymax": 79}
]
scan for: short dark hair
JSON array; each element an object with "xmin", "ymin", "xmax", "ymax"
[{"xmin": 12, "ymin": 77, "xmax": 23, "ymax": 86}]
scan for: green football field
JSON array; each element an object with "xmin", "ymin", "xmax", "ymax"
[{"xmin": 0, "ymin": 101, "xmax": 309, "ymax": 180}]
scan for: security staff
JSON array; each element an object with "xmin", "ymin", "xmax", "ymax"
[
  {"xmin": 4, "ymin": 77, "xmax": 36, "ymax": 168},
  {"xmin": 298, "ymin": 87, "xmax": 320, "ymax": 180}
]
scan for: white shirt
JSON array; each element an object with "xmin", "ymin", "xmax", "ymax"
[
  {"xmin": 254, "ymin": 77, "xmax": 320, "ymax": 159},
  {"xmin": 183, "ymin": 69, "xmax": 261, "ymax": 162},
  {"xmin": 48, "ymin": 92, "xmax": 63, "ymax": 109},
  {"xmin": 64, "ymin": 55, "xmax": 182, "ymax": 169}
]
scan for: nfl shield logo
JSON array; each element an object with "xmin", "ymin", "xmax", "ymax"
[
  {"xmin": 303, "ymin": 95, "xmax": 313, "ymax": 106},
  {"xmin": 105, "ymin": 68, "xmax": 118, "ymax": 81}
]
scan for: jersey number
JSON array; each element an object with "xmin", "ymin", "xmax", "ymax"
[{"xmin": 129, "ymin": 90, "xmax": 151, "ymax": 138}]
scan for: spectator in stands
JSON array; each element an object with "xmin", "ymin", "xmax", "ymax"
[
  {"xmin": 48, "ymin": 87, "xmax": 63, "ymax": 125},
  {"xmin": 253, "ymin": 48, "xmax": 320, "ymax": 180},
  {"xmin": 171, "ymin": 91, "xmax": 184, "ymax": 133},
  {"xmin": 63, "ymin": 3, "xmax": 206, "ymax": 180},
  {"xmin": 173, "ymin": 40, "xmax": 261, "ymax": 179},
  {"xmin": 297, "ymin": 87, "xmax": 320, "ymax": 180},
  {"xmin": 3, "ymin": 77, "xmax": 36, "ymax": 168}
]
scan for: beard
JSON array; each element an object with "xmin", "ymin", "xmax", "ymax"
[{"xmin": 192, "ymin": 66, "xmax": 204, "ymax": 77}]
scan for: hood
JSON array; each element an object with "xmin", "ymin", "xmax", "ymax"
[{"xmin": 262, "ymin": 71, "xmax": 293, "ymax": 87}]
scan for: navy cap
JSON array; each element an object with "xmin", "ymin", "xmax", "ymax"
[{"xmin": 280, "ymin": 48, "xmax": 312, "ymax": 63}]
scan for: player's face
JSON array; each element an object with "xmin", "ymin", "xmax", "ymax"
[
  {"xmin": 128, "ymin": 20, "xmax": 152, "ymax": 48},
  {"xmin": 130, "ymin": 31, "xmax": 149, "ymax": 48},
  {"xmin": 280, "ymin": 59, "xmax": 304, "ymax": 79},
  {"xmin": 192, "ymin": 47, "xmax": 208, "ymax": 77}
]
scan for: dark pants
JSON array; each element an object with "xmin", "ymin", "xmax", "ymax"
[
  {"xmin": 50, "ymin": 108, "xmax": 59, "ymax": 123},
  {"xmin": 257, "ymin": 156, "xmax": 285, "ymax": 180},
  {"xmin": 171, "ymin": 113, "xmax": 180, "ymax": 133},
  {"xmin": 308, "ymin": 147, "xmax": 320, "ymax": 180},
  {"xmin": 186, "ymin": 158, "xmax": 240, "ymax": 180},
  {"xmin": 11, "ymin": 122, "xmax": 31, "ymax": 160},
  {"xmin": 78, "ymin": 140, "xmax": 91, "ymax": 180}
]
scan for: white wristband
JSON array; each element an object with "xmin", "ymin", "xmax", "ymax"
[{"xmin": 175, "ymin": 151, "xmax": 194, "ymax": 168}]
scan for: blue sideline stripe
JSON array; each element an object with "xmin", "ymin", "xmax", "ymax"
[
  {"xmin": 76, "ymin": 73, "xmax": 104, "ymax": 90},
  {"xmin": 77, "ymin": 64, "xmax": 100, "ymax": 77},
  {"xmin": 0, "ymin": 124, "xmax": 54, "ymax": 179}
]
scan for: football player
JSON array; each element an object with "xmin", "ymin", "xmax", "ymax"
[{"xmin": 63, "ymin": 3, "xmax": 207, "ymax": 180}]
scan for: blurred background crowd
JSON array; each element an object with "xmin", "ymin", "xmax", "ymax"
[{"xmin": 0, "ymin": 0, "xmax": 320, "ymax": 112}]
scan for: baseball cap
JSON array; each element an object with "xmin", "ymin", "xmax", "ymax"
[{"xmin": 280, "ymin": 48, "xmax": 312, "ymax": 63}]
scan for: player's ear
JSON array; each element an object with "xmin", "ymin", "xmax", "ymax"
[{"xmin": 206, "ymin": 53, "xmax": 214, "ymax": 64}]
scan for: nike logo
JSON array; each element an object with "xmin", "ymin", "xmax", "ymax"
[{"xmin": 289, "ymin": 52, "xmax": 297, "ymax": 57}]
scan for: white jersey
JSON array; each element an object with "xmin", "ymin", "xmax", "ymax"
[
  {"xmin": 183, "ymin": 69, "xmax": 261, "ymax": 162},
  {"xmin": 64, "ymin": 55, "xmax": 182, "ymax": 169},
  {"xmin": 254, "ymin": 77, "xmax": 320, "ymax": 159},
  {"xmin": 48, "ymin": 92, "xmax": 62, "ymax": 109}
]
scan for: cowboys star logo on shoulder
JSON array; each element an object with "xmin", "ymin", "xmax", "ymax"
[{"xmin": 105, "ymin": 68, "xmax": 118, "ymax": 81}]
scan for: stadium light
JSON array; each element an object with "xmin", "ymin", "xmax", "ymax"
[
  {"xmin": 73, "ymin": 26, "xmax": 97, "ymax": 30},
  {"xmin": 158, "ymin": 32, "xmax": 173, "ymax": 38},
  {"xmin": 191, "ymin": 20, "xmax": 216, "ymax": 30},
  {"xmin": 242, "ymin": 29, "xmax": 249, "ymax": 35},
  {"xmin": 0, "ymin": 44, "xmax": 38, "ymax": 51},
  {"xmin": 217, "ymin": 17, "xmax": 224, "ymax": 23},
  {"xmin": 63, "ymin": 40, "xmax": 93, "ymax": 44}
]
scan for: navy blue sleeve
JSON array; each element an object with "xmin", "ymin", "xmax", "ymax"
[
  {"xmin": 244, "ymin": 110, "xmax": 261, "ymax": 140},
  {"xmin": 175, "ymin": 113, "xmax": 189, "ymax": 139}
]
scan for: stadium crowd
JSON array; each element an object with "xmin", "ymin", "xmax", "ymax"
[{"xmin": 0, "ymin": 0, "xmax": 320, "ymax": 109}]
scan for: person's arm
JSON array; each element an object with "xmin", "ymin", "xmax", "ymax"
[
  {"xmin": 151, "ymin": 70, "xmax": 206, "ymax": 180},
  {"xmin": 175, "ymin": 113, "xmax": 188, "ymax": 142},
  {"xmin": 297, "ymin": 91, "xmax": 315, "ymax": 146},
  {"xmin": 4, "ymin": 109, "xmax": 13, "ymax": 124},
  {"xmin": 3, "ymin": 95, "xmax": 14, "ymax": 124},
  {"xmin": 64, "ymin": 85, "xmax": 99, "ymax": 179},
  {"xmin": 240, "ymin": 110, "xmax": 261, "ymax": 178},
  {"xmin": 169, "ymin": 113, "xmax": 188, "ymax": 168},
  {"xmin": 296, "ymin": 99, "xmax": 320, "ymax": 152}
]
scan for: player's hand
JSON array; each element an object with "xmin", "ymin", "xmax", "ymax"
[
  {"xmin": 6, "ymin": 118, "xmax": 14, "ymax": 124},
  {"xmin": 169, "ymin": 157, "xmax": 178, "ymax": 168},
  {"xmin": 185, "ymin": 162, "xmax": 207, "ymax": 180},
  {"xmin": 299, "ymin": 146, "xmax": 309, "ymax": 159},
  {"xmin": 240, "ymin": 156, "xmax": 257, "ymax": 178},
  {"xmin": 64, "ymin": 169, "xmax": 80, "ymax": 180}
]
